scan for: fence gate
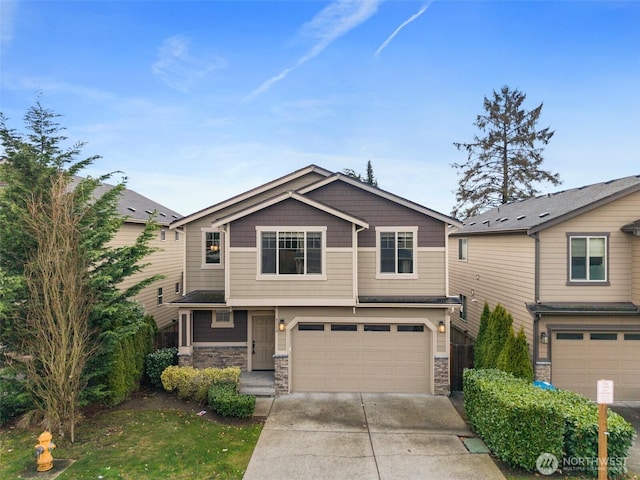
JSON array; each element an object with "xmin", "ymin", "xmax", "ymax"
[{"xmin": 450, "ymin": 343, "xmax": 474, "ymax": 391}]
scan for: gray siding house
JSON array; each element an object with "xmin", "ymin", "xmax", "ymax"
[
  {"xmin": 449, "ymin": 175, "xmax": 640, "ymax": 400},
  {"xmin": 169, "ymin": 165, "xmax": 461, "ymax": 395}
]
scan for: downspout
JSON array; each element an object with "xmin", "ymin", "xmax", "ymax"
[{"xmin": 353, "ymin": 224, "xmax": 366, "ymax": 309}]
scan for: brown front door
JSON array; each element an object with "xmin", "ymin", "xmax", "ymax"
[{"xmin": 252, "ymin": 316, "xmax": 275, "ymax": 370}]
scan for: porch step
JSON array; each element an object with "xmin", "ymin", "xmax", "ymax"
[
  {"xmin": 240, "ymin": 385, "xmax": 276, "ymax": 397},
  {"xmin": 239, "ymin": 371, "xmax": 275, "ymax": 397}
]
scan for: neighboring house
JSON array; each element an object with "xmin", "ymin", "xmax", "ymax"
[
  {"xmin": 168, "ymin": 165, "xmax": 461, "ymax": 395},
  {"xmin": 449, "ymin": 175, "xmax": 640, "ymax": 401},
  {"xmin": 92, "ymin": 181, "xmax": 184, "ymax": 338}
]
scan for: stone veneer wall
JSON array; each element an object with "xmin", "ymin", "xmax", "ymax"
[
  {"xmin": 433, "ymin": 357, "xmax": 450, "ymax": 395},
  {"xmin": 178, "ymin": 353, "xmax": 193, "ymax": 367},
  {"xmin": 535, "ymin": 362, "xmax": 551, "ymax": 383},
  {"xmin": 191, "ymin": 346, "xmax": 248, "ymax": 370},
  {"xmin": 274, "ymin": 354, "xmax": 289, "ymax": 396}
]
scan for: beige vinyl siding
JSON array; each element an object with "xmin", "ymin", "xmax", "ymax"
[
  {"xmin": 632, "ymin": 236, "xmax": 640, "ymax": 305},
  {"xmin": 112, "ymin": 223, "xmax": 183, "ymax": 329},
  {"xmin": 448, "ymin": 233, "xmax": 535, "ymax": 346},
  {"xmin": 228, "ymin": 249, "xmax": 354, "ymax": 300},
  {"xmin": 358, "ymin": 249, "xmax": 446, "ymax": 297},
  {"xmin": 538, "ymin": 191, "xmax": 640, "ymax": 302},
  {"xmin": 184, "ymin": 217, "xmax": 225, "ymax": 291}
]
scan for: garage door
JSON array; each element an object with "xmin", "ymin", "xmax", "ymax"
[
  {"xmin": 552, "ymin": 331, "xmax": 640, "ymax": 401},
  {"xmin": 291, "ymin": 323, "xmax": 431, "ymax": 393}
]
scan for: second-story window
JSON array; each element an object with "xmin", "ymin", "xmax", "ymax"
[
  {"xmin": 458, "ymin": 238, "xmax": 468, "ymax": 261},
  {"xmin": 376, "ymin": 227, "xmax": 417, "ymax": 276},
  {"xmin": 569, "ymin": 235, "xmax": 608, "ymax": 282},
  {"xmin": 202, "ymin": 228, "xmax": 223, "ymax": 268},
  {"xmin": 259, "ymin": 229, "xmax": 324, "ymax": 276}
]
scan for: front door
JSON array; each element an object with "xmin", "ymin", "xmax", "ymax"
[{"xmin": 252, "ymin": 316, "xmax": 275, "ymax": 370}]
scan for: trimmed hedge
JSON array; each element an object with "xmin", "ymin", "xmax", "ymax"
[
  {"xmin": 145, "ymin": 348, "xmax": 178, "ymax": 388},
  {"xmin": 208, "ymin": 382, "xmax": 255, "ymax": 418},
  {"xmin": 464, "ymin": 368, "xmax": 564, "ymax": 471},
  {"xmin": 463, "ymin": 369, "xmax": 635, "ymax": 478},
  {"xmin": 160, "ymin": 365, "xmax": 241, "ymax": 404}
]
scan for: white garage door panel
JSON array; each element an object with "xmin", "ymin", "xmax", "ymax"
[
  {"xmin": 292, "ymin": 323, "xmax": 431, "ymax": 393},
  {"xmin": 552, "ymin": 332, "xmax": 640, "ymax": 401}
]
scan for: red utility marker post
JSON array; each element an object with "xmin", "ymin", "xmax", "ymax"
[{"xmin": 596, "ymin": 379, "xmax": 614, "ymax": 480}]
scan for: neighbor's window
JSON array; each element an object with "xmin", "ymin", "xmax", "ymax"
[
  {"xmin": 157, "ymin": 287, "xmax": 163, "ymax": 305},
  {"xmin": 160, "ymin": 229, "xmax": 166, "ymax": 241},
  {"xmin": 202, "ymin": 229, "xmax": 223, "ymax": 267},
  {"xmin": 259, "ymin": 229, "xmax": 324, "ymax": 276},
  {"xmin": 458, "ymin": 238, "xmax": 468, "ymax": 261},
  {"xmin": 175, "ymin": 282, "xmax": 181, "ymax": 295},
  {"xmin": 376, "ymin": 227, "xmax": 417, "ymax": 276},
  {"xmin": 569, "ymin": 235, "xmax": 607, "ymax": 282},
  {"xmin": 460, "ymin": 294, "xmax": 467, "ymax": 321},
  {"xmin": 175, "ymin": 231, "xmax": 180, "ymax": 241}
]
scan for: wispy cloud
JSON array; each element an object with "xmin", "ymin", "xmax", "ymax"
[
  {"xmin": 152, "ymin": 35, "xmax": 226, "ymax": 93},
  {"xmin": 247, "ymin": 0, "xmax": 382, "ymax": 100},
  {"xmin": 375, "ymin": 1, "xmax": 433, "ymax": 56},
  {"xmin": 0, "ymin": 0, "xmax": 17, "ymax": 51}
]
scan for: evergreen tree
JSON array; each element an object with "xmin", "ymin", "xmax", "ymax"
[
  {"xmin": 342, "ymin": 160, "xmax": 378, "ymax": 187},
  {"xmin": 0, "ymin": 102, "xmax": 160, "ymax": 438},
  {"xmin": 484, "ymin": 304, "xmax": 513, "ymax": 368},
  {"xmin": 452, "ymin": 85, "xmax": 560, "ymax": 218},
  {"xmin": 497, "ymin": 326, "xmax": 534, "ymax": 381},
  {"xmin": 473, "ymin": 301, "xmax": 492, "ymax": 368}
]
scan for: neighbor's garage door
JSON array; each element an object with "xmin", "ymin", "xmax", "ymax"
[
  {"xmin": 291, "ymin": 323, "xmax": 430, "ymax": 393},
  {"xmin": 552, "ymin": 331, "xmax": 640, "ymax": 401}
]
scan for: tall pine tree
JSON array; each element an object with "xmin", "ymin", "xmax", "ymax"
[{"xmin": 452, "ymin": 85, "xmax": 560, "ymax": 218}]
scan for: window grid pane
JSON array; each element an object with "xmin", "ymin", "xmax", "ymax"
[
  {"xmin": 205, "ymin": 232, "xmax": 221, "ymax": 264},
  {"xmin": 261, "ymin": 231, "xmax": 323, "ymax": 275},
  {"xmin": 570, "ymin": 236, "xmax": 606, "ymax": 281}
]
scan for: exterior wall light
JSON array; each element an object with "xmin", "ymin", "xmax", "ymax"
[
  {"xmin": 438, "ymin": 320, "xmax": 446, "ymax": 334},
  {"xmin": 279, "ymin": 319, "xmax": 285, "ymax": 331},
  {"xmin": 540, "ymin": 331, "xmax": 548, "ymax": 344}
]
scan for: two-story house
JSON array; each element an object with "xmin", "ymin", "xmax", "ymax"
[
  {"xmin": 168, "ymin": 165, "xmax": 461, "ymax": 395},
  {"xmin": 92, "ymin": 181, "xmax": 184, "ymax": 340},
  {"xmin": 449, "ymin": 175, "xmax": 640, "ymax": 401}
]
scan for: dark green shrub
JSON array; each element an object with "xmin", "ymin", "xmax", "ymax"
[
  {"xmin": 473, "ymin": 301, "xmax": 491, "ymax": 368},
  {"xmin": 207, "ymin": 382, "xmax": 255, "ymax": 418},
  {"xmin": 484, "ymin": 304, "xmax": 513, "ymax": 368},
  {"xmin": 553, "ymin": 389, "xmax": 634, "ymax": 479},
  {"xmin": 463, "ymin": 369, "xmax": 635, "ymax": 477},
  {"xmin": 497, "ymin": 326, "xmax": 534, "ymax": 381},
  {"xmin": 463, "ymin": 368, "xmax": 564, "ymax": 471},
  {"xmin": 102, "ymin": 314, "xmax": 157, "ymax": 406},
  {"xmin": 0, "ymin": 368, "xmax": 34, "ymax": 425},
  {"xmin": 145, "ymin": 348, "xmax": 178, "ymax": 388}
]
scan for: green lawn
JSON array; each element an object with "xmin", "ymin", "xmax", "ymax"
[{"xmin": 0, "ymin": 409, "xmax": 262, "ymax": 479}]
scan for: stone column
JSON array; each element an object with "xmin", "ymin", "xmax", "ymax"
[
  {"xmin": 273, "ymin": 354, "xmax": 289, "ymax": 396},
  {"xmin": 535, "ymin": 362, "xmax": 551, "ymax": 383},
  {"xmin": 433, "ymin": 357, "xmax": 450, "ymax": 395}
]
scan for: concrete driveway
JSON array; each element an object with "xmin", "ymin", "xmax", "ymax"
[
  {"xmin": 611, "ymin": 401, "xmax": 640, "ymax": 474},
  {"xmin": 244, "ymin": 393, "xmax": 505, "ymax": 480}
]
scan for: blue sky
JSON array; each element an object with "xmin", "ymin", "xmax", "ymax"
[{"xmin": 1, "ymin": 1, "xmax": 638, "ymax": 218}]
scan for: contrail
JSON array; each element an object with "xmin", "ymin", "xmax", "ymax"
[{"xmin": 375, "ymin": 1, "xmax": 433, "ymax": 56}]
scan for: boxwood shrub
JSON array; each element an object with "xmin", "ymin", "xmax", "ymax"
[
  {"xmin": 463, "ymin": 369, "xmax": 635, "ymax": 478},
  {"xmin": 207, "ymin": 381, "xmax": 255, "ymax": 418},
  {"xmin": 160, "ymin": 365, "xmax": 241, "ymax": 403},
  {"xmin": 144, "ymin": 348, "xmax": 178, "ymax": 388}
]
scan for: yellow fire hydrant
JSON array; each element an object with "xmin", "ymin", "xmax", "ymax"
[{"xmin": 34, "ymin": 431, "xmax": 56, "ymax": 472}]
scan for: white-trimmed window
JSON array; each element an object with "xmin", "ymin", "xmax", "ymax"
[
  {"xmin": 160, "ymin": 229, "xmax": 166, "ymax": 241},
  {"xmin": 257, "ymin": 227, "xmax": 326, "ymax": 277},
  {"xmin": 569, "ymin": 235, "xmax": 608, "ymax": 282},
  {"xmin": 202, "ymin": 228, "xmax": 223, "ymax": 268},
  {"xmin": 212, "ymin": 309, "xmax": 234, "ymax": 328},
  {"xmin": 376, "ymin": 227, "xmax": 418, "ymax": 278},
  {"xmin": 157, "ymin": 287, "xmax": 163, "ymax": 305},
  {"xmin": 458, "ymin": 238, "xmax": 468, "ymax": 261}
]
